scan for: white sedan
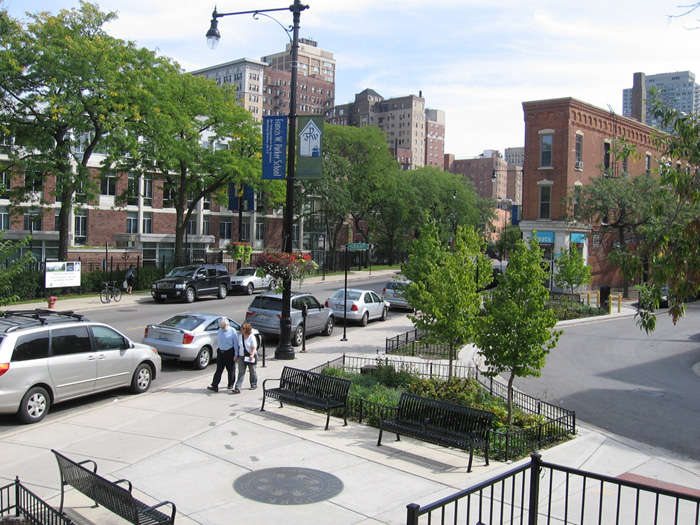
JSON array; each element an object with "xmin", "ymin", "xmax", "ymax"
[
  {"xmin": 324, "ymin": 288, "xmax": 388, "ymax": 326},
  {"xmin": 230, "ymin": 267, "xmax": 275, "ymax": 295}
]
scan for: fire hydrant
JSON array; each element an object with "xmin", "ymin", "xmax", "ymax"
[{"xmin": 48, "ymin": 296, "xmax": 58, "ymax": 309}]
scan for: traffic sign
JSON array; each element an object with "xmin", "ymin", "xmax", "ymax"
[{"xmin": 347, "ymin": 243, "xmax": 370, "ymax": 250}]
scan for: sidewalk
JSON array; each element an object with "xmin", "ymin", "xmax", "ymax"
[{"xmin": 2, "ymin": 276, "xmax": 699, "ymax": 524}]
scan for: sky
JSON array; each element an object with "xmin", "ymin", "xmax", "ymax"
[{"xmin": 4, "ymin": 0, "xmax": 700, "ymax": 159}]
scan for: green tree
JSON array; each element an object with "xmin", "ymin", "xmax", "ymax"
[
  {"xmin": 0, "ymin": 3, "xmax": 162, "ymax": 259},
  {"xmin": 401, "ymin": 218, "xmax": 492, "ymax": 379},
  {"xmin": 488, "ymin": 224, "xmax": 521, "ymax": 263},
  {"xmin": 0, "ymin": 233, "xmax": 35, "ymax": 308},
  {"xmin": 475, "ymin": 234, "xmax": 561, "ymax": 425},
  {"xmin": 106, "ymin": 68, "xmax": 261, "ymax": 266},
  {"xmin": 553, "ymin": 246, "xmax": 592, "ymax": 303}
]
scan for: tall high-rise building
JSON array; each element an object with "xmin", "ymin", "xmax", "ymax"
[
  {"xmin": 328, "ymin": 89, "xmax": 431, "ymax": 170},
  {"xmin": 505, "ymin": 147, "xmax": 524, "ymax": 167},
  {"xmin": 622, "ymin": 71, "xmax": 700, "ymax": 131},
  {"xmin": 425, "ymin": 109, "xmax": 445, "ymax": 170}
]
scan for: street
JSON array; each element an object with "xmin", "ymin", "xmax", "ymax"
[{"xmin": 516, "ymin": 302, "xmax": 700, "ymax": 459}]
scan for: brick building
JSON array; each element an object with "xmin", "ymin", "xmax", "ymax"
[{"xmin": 519, "ymin": 97, "xmax": 663, "ymax": 289}]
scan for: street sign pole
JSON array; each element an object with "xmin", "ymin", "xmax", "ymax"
[{"xmin": 341, "ymin": 245, "xmax": 348, "ymax": 341}]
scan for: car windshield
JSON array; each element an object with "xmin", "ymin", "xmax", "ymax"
[
  {"xmin": 159, "ymin": 315, "xmax": 206, "ymax": 331},
  {"xmin": 331, "ymin": 290, "xmax": 362, "ymax": 301},
  {"xmin": 234, "ymin": 268, "xmax": 257, "ymax": 277},
  {"xmin": 249, "ymin": 296, "xmax": 283, "ymax": 312},
  {"xmin": 387, "ymin": 282, "xmax": 408, "ymax": 290},
  {"xmin": 166, "ymin": 267, "xmax": 196, "ymax": 278}
]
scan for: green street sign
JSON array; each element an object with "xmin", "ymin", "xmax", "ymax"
[{"xmin": 347, "ymin": 243, "xmax": 370, "ymax": 250}]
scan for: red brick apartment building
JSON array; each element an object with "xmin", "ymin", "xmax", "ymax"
[{"xmin": 519, "ymin": 97, "xmax": 664, "ymax": 289}]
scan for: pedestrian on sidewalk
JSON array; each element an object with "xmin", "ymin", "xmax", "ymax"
[
  {"xmin": 125, "ymin": 265, "xmax": 136, "ymax": 295},
  {"xmin": 233, "ymin": 322, "xmax": 258, "ymax": 393},
  {"xmin": 208, "ymin": 318, "xmax": 238, "ymax": 392}
]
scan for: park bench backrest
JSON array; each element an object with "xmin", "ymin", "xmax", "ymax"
[
  {"xmin": 279, "ymin": 366, "xmax": 351, "ymax": 402},
  {"xmin": 54, "ymin": 450, "xmax": 140, "ymax": 523},
  {"xmin": 397, "ymin": 392, "xmax": 494, "ymax": 437}
]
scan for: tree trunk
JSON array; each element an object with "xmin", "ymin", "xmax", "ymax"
[{"xmin": 507, "ymin": 371, "xmax": 515, "ymax": 426}]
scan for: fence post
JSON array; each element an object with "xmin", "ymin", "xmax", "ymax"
[
  {"xmin": 528, "ymin": 454, "xmax": 542, "ymax": 525},
  {"xmin": 406, "ymin": 503, "xmax": 420, "ymax": 525}
]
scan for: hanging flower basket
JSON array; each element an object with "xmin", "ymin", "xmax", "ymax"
[
  {"xmin": 226, "ymin": 242, "xmax": 253, "ymax": 265},
  {"xmin": 252, "ymin": 251, "xmax": 318, "ymax": 286}
]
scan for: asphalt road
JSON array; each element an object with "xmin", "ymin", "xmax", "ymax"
[
  {"xmin": 516, "ymin": 302, "xmax": 700, "ymax": 460},
  {"xmin": 0, "ymin": 275, "xmax": 401, "ymax": 431}
]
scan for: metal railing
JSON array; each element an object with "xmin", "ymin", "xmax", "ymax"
[
  {"xmin": 0, "ymin": 477, "xmax": 72, "ymax": 524},
  {"xmin": 406, "ymin": 454, "xmax": 700, "ymax": 525},
  {"xmin": 311, "ymin": 355, "xmax": 575, "ymax": 461}
]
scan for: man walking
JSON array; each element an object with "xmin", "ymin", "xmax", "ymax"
[{"xmin": 207, "ymin": 318, "xmax": 238, "ymax": 392}]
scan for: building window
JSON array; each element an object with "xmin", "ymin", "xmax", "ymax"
[
  {"xmin": 101, "ymin": 174, "xmax": 116, "ymax": 196},
  {"xmin": 573, "ymin": 183, "xmax": 582, "ymax": 220},
  {"xmin": 126, "ymin": 212, "xmax": 138, "ymax": 234},
  {"xmin": 1, "ymin": 171, "xmax": 11, "ymax": 192},
  {"xmin": 240, "ymin": 220, "xmax": 250, "ymax": 242},
  {"xmin": 0, "ymin": 207, "xmax": 9, "ymax": 230},
  {"xmin": 74, "ymin": 213, "xmax": 87, "ymax": 246},
  {"xmin": 538, "ymin": 184, "xmax": 552, "ymax": 220},
  {"xmin": 142, "ymin": 212, "xmax": 152, "ymax": 234},
  {"xmin": 622, "ymin": 155, "xmax": 628, "ymax": 174},
  {"xmin": 24, "ymin": 171, "xmax": 43, "ymax": 194},
  {"xmin": 255, "ymin": 218, "xmax": 265, "ymax": 241},
  {"xmin": 220, "ymin": 217, "xmax": 232, "ymax": 240},
  {"xmin": 645, "ymin": 154, "xmax": 651, "ymax": 174},
  {"xmin": 604, "ymin": 142, "xmax": 611, "ymax": 172},
  {"xmin": 24, "ymin": 213, "xmax": 42, "ymax": 231},
  {"xmin": 203, "ymin": 215, "xmax": 210, "ymax": 236},
  {"xmin": 143, "ymin": 175, "xmax": 153, "ymax": 207},
  {"xmin": 575, "ymin": 133, "xmax": 583, "ymax": 168},
  {"xmin": 127, "ymin": 173, "xmax": 138, "ymax": 206},
  {"xmin": 186, "ymin": 217, "xmax": 196, "ymax": 235},
  {"xmin": 539, "ymin": 133, "xmax": 553, "ymax": 167}
]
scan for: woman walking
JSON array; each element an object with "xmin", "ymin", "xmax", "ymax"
[{"xmin": 233, "ymin": 322, "xmax": 258, "ymax": 393}]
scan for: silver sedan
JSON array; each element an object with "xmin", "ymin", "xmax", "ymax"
[
  {"xmin": 143, "ymin": 312, "xmax": 262, "ymax": 370},
  {"xmin": 324, "ymin": 288, "xmax": 388, "ymax": 326}
]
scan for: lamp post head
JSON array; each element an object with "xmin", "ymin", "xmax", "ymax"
[{"xmin": 206, "ymin": 11, "xmax": 221, "ymax": 49}]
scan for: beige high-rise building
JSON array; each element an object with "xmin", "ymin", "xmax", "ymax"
[
  {"xmin": 329, "ymin": 89, "xmax": 428, "ymax": 170},
  {"xmin": 262, "ymin": 38, "xmax": 335, "ymax": 84}
]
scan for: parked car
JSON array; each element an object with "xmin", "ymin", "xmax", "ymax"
[
  {"xmin": 325, "ymin": 288, "xmax": 388, "ymax": 326},
  {"xmin": 143, "ymin": 312, "xmax": 262, "ymax": 370},
  {"xmin": 151, "ymin": 264, "xmax": 231, "ymax": 303},
  {"xmin": 381, "ymin": 280, "xmax": 412, "ymax": 310},
  {"xmin": 230, "ymin": 267, "xmax": 275, "ymax": 295},
  {"xmin": 0, "ymin": 309, "xmax": 161, "ymax": 424},
  {"xmin": 245, "ymin": 291, "xmax": 334, "ymax": 346}
]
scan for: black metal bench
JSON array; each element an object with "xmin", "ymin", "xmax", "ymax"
[
  {"xmin": 52, "ymin": 449, "xmax": 176, "ymax": 525},
  {"xmin": 377, "ymin": 393, "xmax": 495, "ymax": 472},
  {"xmin": 261, "ymin": 366, "xmax": 352, "ymax": 430}
]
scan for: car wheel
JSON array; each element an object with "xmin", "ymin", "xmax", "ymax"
[
  {"xmin": 292, "ymin": 325, "xmax": 304, "ymax": 347},
  {"xmin": 18, "ymin": 386, "xmax": 50, "ymax": 424},
  {"xmin": 321, "ymin": 317, "xmax": 334, "ymax": 336},
  {"xmin": 129, "ymin": 363, "xmax": 152, "ymax": 394},
  {"xmin": 194, "ymin": 347, "xmax": 212, "ymax": 370},
  {"xmin": 154, "ymin": 296, "xmax": 166, "ymax": 304},
  {"xmin": 246, "ymin": 283, "xmax": 254, "ymax": 295},
  {"xmin": 184, "ymin": 287, "xmax": 196, "ymax": 303},
  {"xmin": 217, "ymin": 283, "xmax": 228, "ymax": 299},
  {"xmin": 380, "ymin": 307, "xmax": 388, "ymax": 321},
  {"xmin": 359, "ymin": 311, "xmax": 369, "ymax": 327}
]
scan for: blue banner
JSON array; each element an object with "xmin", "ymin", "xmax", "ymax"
[
  {"xmin": 570, "ymin": 233, "xmax": 586, "ymax": 244},
  {"xmin": 534, "ymin": 231, "xmax": 555, "ymax": 244},
  {"xmin": 229, "ymin": 184, "xmax": 255, "ymax": 211},
  {"xmin": 262, "ymin": 116, "xmax": 287, "ymax": 180}
]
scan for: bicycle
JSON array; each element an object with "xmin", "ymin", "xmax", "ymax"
[{"xmin": 100, "ymin": 281, "xmax": 122, "ymax": 304}]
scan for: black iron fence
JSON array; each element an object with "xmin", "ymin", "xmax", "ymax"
[
  {"xmin": 0, "ymin": 477, "xmax": 71, "ymax": 524},
  {"xmin": 310, "ymin": 355, "xmax": 575, "ymax": 461},
  {"xmin": 406, "ymin": 453, "xmax": 700, "ymax": 525}
]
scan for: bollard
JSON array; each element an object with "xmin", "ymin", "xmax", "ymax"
[
  {"xmin": 48, "ymin": 296, "xmax": 57, "ymax": 309},
  {"xmin": 617, "ymin": 293, "xmax": 622, "ymax": 313},
  {"xmin": 587, "ymin": 292, "xmax": 591, "ymax": 306},
  {"xmin": 608, "ymin": 296, "xmax": 613, "ymax": 314},
  {"xmin": 596, "ymin": 291, "xmax": 600, "ymax": 308}
]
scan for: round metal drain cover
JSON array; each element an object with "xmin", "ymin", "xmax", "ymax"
[{"xmin": 234, "ymin": 467, "xmax": 343, "ymax": 505}]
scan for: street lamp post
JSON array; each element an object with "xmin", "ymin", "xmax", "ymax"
[{"xmin": 207, "ymin": 1, "xmax": 308, "ymax": 360}]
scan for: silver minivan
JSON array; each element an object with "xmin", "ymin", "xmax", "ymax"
[
  {"xmin": 245, "ymin": 291, "xmax": 334, "ymax": 346},
  {"xmin": 0, "ymin": 310, "xmax": 161, "ymax": 424}
]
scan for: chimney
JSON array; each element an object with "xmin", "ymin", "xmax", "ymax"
[{"xmin": 631, "ymin": 72, "xmax": 646, "ymax": 123}]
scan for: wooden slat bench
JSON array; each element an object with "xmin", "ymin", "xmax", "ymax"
[
  {"xmin": 261, "ymin": 366, "xmax": 351, "ymax": 430},
  {"xmin": 52, "ymin": 449, "xmax": 176, "ymax": 525},
  {"xmin": 377, "ymin": 393, "xmax": 495, "ymax": 472}
]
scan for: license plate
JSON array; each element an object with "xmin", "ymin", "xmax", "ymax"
[
  {"xmin": 158, "ymin": 334, "xmax": 171, "ymax": 341},
  {"xmin": 259, "ymin": 315, "xmax": 270, "ymax": 321},
  {"xmin": 160, "ymin": 294, "xmax": 167, "ymax": 299}
]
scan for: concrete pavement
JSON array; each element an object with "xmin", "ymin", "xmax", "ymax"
[{"xmin": 2, "ymin": 273, "xmax": 700, "ymax": 524}]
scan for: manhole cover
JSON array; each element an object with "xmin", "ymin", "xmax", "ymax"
[{"xmin": 234, "ymin": 467, "xmax": 343, "ymax": 505}]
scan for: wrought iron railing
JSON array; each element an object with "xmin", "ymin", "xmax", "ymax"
[
  {"xmin": 311, "ymin": 355, "xmax": 575, "ymax": 461},
  {"xmin": 406, "ymin": 454, "xmax": 700, "ymax": 525},
  {"xmin": 0, "ymin": 477, "xmax": 71, "ymax": 524}
]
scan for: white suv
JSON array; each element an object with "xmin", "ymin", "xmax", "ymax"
[{"xmin": 0, "ymin": 310, "xmax": 161, "ymax": 424}]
